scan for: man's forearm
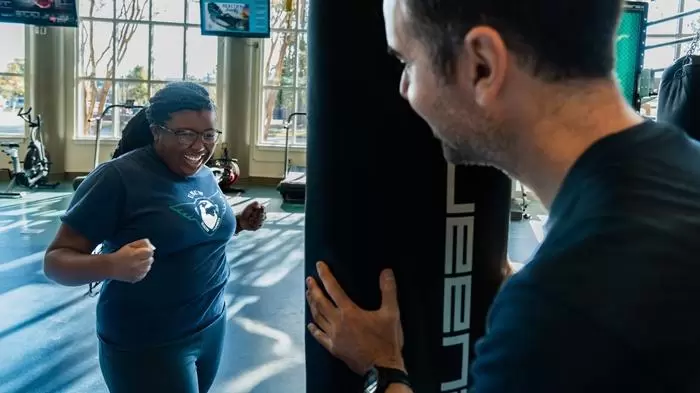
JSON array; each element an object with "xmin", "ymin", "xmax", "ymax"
[
  {"xmin": 387, "ymin": 384, "xmax": 413, "ymax": 393},
  {"xmin": 44, "ymin": 248, "xmax": 113, "ymax": 286}
]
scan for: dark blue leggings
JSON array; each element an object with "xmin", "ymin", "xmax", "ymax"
[{"xmin": 98, "ymin": 315, "xmax": 226, "ymax": 393}]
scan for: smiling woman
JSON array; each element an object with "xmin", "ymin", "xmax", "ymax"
[
  {"xmin": 44, "ymin": 80, "xmax": 267, "ymax": 393},
  {"xmin": 114, "ymin": 82, "xmax": 217, "ymax": 168},
  {"xmin": 146, "ymin": 83, "xmax": 219, "ymax": 176}
]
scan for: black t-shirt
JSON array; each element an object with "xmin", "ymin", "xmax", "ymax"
[{"xmin": 471, "ymin": 121, "xmax": 700, "ymax": 392}]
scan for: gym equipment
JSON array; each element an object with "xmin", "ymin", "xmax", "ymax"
[
  {"xmin": 206, "ymin": 143, "xmax": 244, "ymax": 193},
  {"xmin": 0, "ymin": 107, "xmax": 59, "ymax": 199},
  {"xmin": 0, "ymin": 143, "xmax": 22, "ymax": 198},
  {"xmin": 277, "ymin": 112, "xmax": 307, "ymax": 203},
  {"xmin": 305, "ymin": 1, "xmax": 511, "ymax": 392},
  {"xmin": 615, "ymin": 1, "xmax": 648, "ymax": 111},
  {"xmin": 510, "ymin": 180, "xmax": 531, "ymax": 221},
  {"xmin": 657, "ymin": 28, "xmax": 700, "ymax": 140},
  {"xmin": 72, "ymin": 101, "xmax": 144, "ymax": 191}
]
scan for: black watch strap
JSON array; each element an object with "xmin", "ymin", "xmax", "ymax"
[{"xmin": 364, "ymin": 366, "xmax": 411, "ymax": 393}]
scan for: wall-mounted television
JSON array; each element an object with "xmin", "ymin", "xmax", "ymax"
[
  {"xmin": 616, "ymin": 1, "xmax": 648, "ymax": 111},
  {"xmin": 200, "ymin": 0, "xmax": 270, "ymax": 38},
  {"xmin": 0, "ymin": 0, "xmax": 77, "ymax": 27}
]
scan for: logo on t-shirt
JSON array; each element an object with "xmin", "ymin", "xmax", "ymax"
[{"xmin": 169, "ymin": 190, "xmax": 228, "ymax": 235}]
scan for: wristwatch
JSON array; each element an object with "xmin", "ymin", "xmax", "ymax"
[{"xmin": 363, "ymin": 366, "xmax": 411, "ymax": 393}]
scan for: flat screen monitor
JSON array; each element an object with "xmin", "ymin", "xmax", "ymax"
[
  {"xmin": 0, "ymin": 0, "xmax": 77, "ymax": 27},
  {"xmin": 616, "ymin": 1, "xmax": 648, "ymax": 111},
  {"xmin": 200, "ymin": 0, "xmax": 270, "ymax": 38}
]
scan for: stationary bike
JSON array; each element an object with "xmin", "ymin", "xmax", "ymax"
[{"xmin": 0, "ymin": 107, "xmax": 60, "ymax": 198}]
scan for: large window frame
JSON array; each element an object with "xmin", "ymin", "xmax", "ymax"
[
  {"xmin": 258, "ymin": 0, "xmax": 308, "ymax": 148},
  {"xmin": 76, "ymin": 0, "xmax": 221, "ymax": 140},
  {"xmin": 0, "ymin": 25, "xmax": 28, "ymax": 138},
  {"xmin": 645, "ymin": 0, "xmax": 700, "ymax": 64},
  {"xmin": 641, "ymin": 0, "xmax": 700, "ymax": 118}
]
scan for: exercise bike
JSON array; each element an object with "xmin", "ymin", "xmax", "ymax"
[{"xmin": 0, "ymin": 107, "xmax": 59, "ymax": 198}]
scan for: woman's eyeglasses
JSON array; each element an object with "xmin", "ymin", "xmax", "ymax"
[{"xmin": 157, "ymin": 125, "xmax": 222, "ymax": 145}]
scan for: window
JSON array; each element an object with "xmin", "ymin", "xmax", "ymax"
[
  {"xmin": 644, "ymin": 37, "xmax": 681, "ymax": 69},
  {"xmin": 645, "ymin": 0, "xmax": 682, "ymax": 35},
  {"xmin": 681, "ymin": 3, "xmax": 700, "ymax": 35},
  {"xmin": 0, "ymin": 25, "xmax": 26, "ymax": 136},
  {"xmin": 643, "ymin": 0, "xmax": 700, "ymax": 72},
  {"xmin": 259, "ymin": 0, "xmax": 308, "ymax": 147},
  {"xmin": 77, "ymin": 0, "xmax": 219, "ymax": 139},
  {"xmin": 639, "ymin": 0, "xmax": 700, "ymax": 119},
  {"xmin": 645, "ymin": 0, "xmax": 700, "ymax": 47}
]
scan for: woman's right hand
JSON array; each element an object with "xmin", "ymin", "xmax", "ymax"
[{"xmin": 108, "ymin": 238, "xmax": 156, "ymax": 283}]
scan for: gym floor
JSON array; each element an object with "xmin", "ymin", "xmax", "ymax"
[{"xmin": 0, "ymin": 183, "xmax": 544, "ymax": 393}]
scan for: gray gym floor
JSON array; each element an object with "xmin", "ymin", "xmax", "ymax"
[{"xmin": 0, "ymin": 183, "xmax": 543, "ymax": 393}]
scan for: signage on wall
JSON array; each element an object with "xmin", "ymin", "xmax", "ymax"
[
  {"xmin": 0, "ymin": 0, "xmax": 78, "ymax": 27},
  {"xmin": 200, "ymin": 0, "xmax": 270, "ymax": 38}
]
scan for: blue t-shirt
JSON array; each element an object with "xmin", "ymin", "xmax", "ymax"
[
  {"xmin": 61, "ymin": 145, "xmax": 236, "ymax": 349},
  {"xmin": 470, "ymin": 121, "xmax": 700, "ymax": 392}
]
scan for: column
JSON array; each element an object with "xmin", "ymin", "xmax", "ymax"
[{"xmin": 29, "ymin": 27, "xmax": 67, "ymax": 178}]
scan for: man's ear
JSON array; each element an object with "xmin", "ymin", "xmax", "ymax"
[{"xmin": 463, "ymin": 26, "xmax": 508, "ymax": 107}]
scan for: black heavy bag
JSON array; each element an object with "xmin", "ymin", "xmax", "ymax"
[
  {"xmin": 657, "ymin": 36, "xmax": 700, "ymax": 140},
  {"xmin": 304, "ymin": 0, "xmax": 512, "ymax": 392}
]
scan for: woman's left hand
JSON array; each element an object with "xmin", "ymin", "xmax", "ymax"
[{"xmin": 238, "ymin": 201, "xmax": 266, "ymax": 231}]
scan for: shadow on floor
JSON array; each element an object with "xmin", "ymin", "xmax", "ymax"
[{"xmin": 0, "ymin": 185, "xmax": 544, "ymax": 393}]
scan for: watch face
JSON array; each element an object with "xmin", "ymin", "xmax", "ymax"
[{"xmin": 364, "ymin": 368, "xmax": 379, "ymax": 393}]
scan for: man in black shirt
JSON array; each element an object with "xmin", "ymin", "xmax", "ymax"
[{"xmin": 304, "ymin": 0, "xmax": 700, "ymax": 392}]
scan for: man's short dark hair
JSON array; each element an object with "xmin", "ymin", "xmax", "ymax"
[{"xmin": 404, "ymin": 0, "xmax": 623, "ymax": 82}]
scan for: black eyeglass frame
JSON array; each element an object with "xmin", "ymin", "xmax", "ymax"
[{"xmin": 157, "ymin": 125, "xmax": 222, "ymax": 146}]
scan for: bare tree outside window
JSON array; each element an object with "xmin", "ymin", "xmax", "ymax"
[
  {"xmin": 78, "ymin": 0, "xmax": 219, "ymax": 138},
  {"xmin": 0, "ymin": 24, "xmax": 26, "ymax": 136},
  {"xmin": 261, "ymin": 0, "xmax": 308, "ymax": 145},
  {"xmin": 79, "ymin": 0, "xmax": 148, "ymax": 136}
]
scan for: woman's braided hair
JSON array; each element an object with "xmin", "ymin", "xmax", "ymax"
[{"xmin": 112, "ymin": 82, "xmax": 215, "ymax": 158}]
